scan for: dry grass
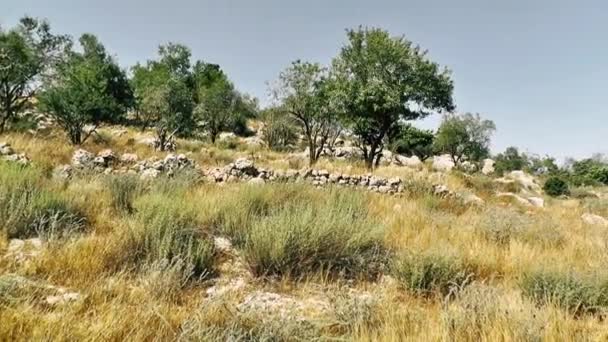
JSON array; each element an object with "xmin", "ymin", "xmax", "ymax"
[{"xmin": 2, "ymin": 127, "xmax": 608, "ymax": 340}]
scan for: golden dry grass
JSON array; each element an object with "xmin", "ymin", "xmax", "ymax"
[{"xmin": 1, "ymin": 128, "xmax": 608, "ymax": 341}]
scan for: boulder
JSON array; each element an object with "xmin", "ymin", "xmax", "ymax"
[
  {"xmin": 527, "ymin": 196, "xmax": 544, "ymax": 208},
  {"xmin": 581, "ymin": 213, "xmax": 608, "ymax": 227},
  {"xmin": 53, "ymin": 165, "xmax": 73, "ymax": 180},
  {"xmin": 393, "ymin": 155, "xmax": 422, "ymax": 168},
  {"xmin": 120, "ymin": 153, "xmax": 139, "ymax": 163},
  {"xmin": 503, "ymin": 170, "xmax": 541, "ymax": 193},
  {"xmin": 140, "ymin": 168, "xmax": 160, "ymax": 180},
  {"xmin": 72, "ymin": 149, "xmax": 94, "ymax": 168},
  {"xmin": 248, "ymin": 177, "xmax": 265, "ymax": 185},
  {"xmin": 496, "ymin": 192, "xmax": 533, "ymax": 207},
  {"xmin": 0, "ymin": 142, "xmax": 14, "ymax": 155},
  {"xmin": 433, "ymin": 154, "xmax": 455, "ymax": 172},
  {"xmin": 482, "ymin": 159, "xmax": 495, "ymax": 175}
]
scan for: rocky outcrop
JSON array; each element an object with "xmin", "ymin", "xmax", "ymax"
[
  {"xmin": 67, "ymin": 149, "xmax": 197, "ymax": 180},
  {"xmin": 497, "ymin": 171, "xmax": 541, "ymax": 193},
  {"xmin": 496, "ymin": 192, "xmax": 544, "ymax": 207}
]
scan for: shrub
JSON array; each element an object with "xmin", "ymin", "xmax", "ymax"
[
  {"xmin": 242, "ymin": 190, "xmax": 387, "ymax": 279},
  {"xmin": 105, "ymin": 174, "xmax": 141, "ymax": 214},
  {"xmin": 207, "ymin": 184, "xmax": 319, "ymax": 246},
  {"xmin": 0, "ymin": 162, "xmax": 85, "ymax": 239},
  {"xmin": 543, "ymin": 177, "xmax": 570, "ymax": 197},
  {"xmin": 520, "ymin": 270, "xmax": 608, "ymax": 315},
  {"xmin": 477, "ymin": 208, "xmax": 528, "ymax": 245},
  {"xmin": 130, "ymin": 194, "xmax": 215, "ymax": 280},
  {"xmin": 261, "ymin": 109, "xmax": 299, "ymax": 151},
  {"xmin": 391, "ymin": 252, "xmax": 475, "ymax": 297}
]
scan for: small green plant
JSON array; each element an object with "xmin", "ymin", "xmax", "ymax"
[
  {"xmin": 543, "ymin": 177, "xmax": 570, "ymax": 197},
  {"xmin": 391, "ymin": 252, "xmax": 475, "ymax": 297}
]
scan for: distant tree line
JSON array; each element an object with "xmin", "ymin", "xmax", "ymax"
[{"xmin": 2, "ymin": 16, "xmax": 604, "ymax": 175}]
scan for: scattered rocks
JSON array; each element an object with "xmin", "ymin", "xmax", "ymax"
[
  {"xmin": 4, "ymin": 238, "xmax": 43, "ymax": 262},
  {"xmin": 237, "ymin": 291, "xmax": 330, "ymax": 320},
  {"xmin": 581, "ymin": 213, "xmax": 608, "ymax": 227},
  {"xmin": 0, "ymin": 142, "xmax": 30, "ymax": 165}
]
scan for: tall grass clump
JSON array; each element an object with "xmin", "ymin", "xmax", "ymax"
[
  {"xmin": 148, "ymin": 169, "xmax": 201, "ymax": 196},
  {"xmin": 129, "ymin": 193, "xmax": 215, "ymax": 280},
  {"xmin": 391, "ymin": 251, "xmax": 476, "ymax": 297},
  {"xmin": 243, "ymin": 189, "xmax": 388, "ymax": 279},
  {"xmin": 105, "ymin": 174, "xmax": 142, "ymax": 214},
  {"xmin": 521, "ymin": 269, "xmax": 608, "ymax": 315},
  {"xmin": 0, "ymin": 162, "xmax": 85, "ymax": 239},
  {"xmin": 209, "ymin": 184, "xmax": 321, "ymax": 246},
  {"xmin": 443, "ymin": 283, "xmax": 543, "ymax": 340}
]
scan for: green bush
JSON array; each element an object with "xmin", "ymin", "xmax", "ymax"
[
  {"xmin": 521, "ymin": 270, "xmax": 608, "ymax": 315},
  {"xmin": 0, "ymin": 162, "xmax": 85, "ymax": 239},
  {"xmin": 130, "ymin": 193, "xmax": 215, "ymax": 280},
  {"xmin": 543, "ymin": 177, "xmax": 570, "ymax": 197},
  {"xmin": 208, "ymin": 184, "xmax": 319, "ymax": 246},
  {"xmin": 241, "ymin": 189, "xmax": 387, "ymax": 279},
  {"xmin": 391, "ymin": 252, "xmax": 475, "ymax": 297}
]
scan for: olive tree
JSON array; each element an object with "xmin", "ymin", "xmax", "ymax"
[
  {"xmin": 388, "ymin": 123, "xmax": 435, "ymax": 162},
  {"xmin": 272, "ymin": 60, "xmax": 340, "ymax": 165},
  {"xmin": 0, "ymin": 16, "xmax": 71, "ymax": 133},
  {"xmin": 131, "ymin": 43, "xmax": 195, "ymax": 150},
  {"xmin": 434, "ymin": 113, "xmax": 496, "ymax": 164},
  {"xmin": 330, "ymin": 27, "xmax": 454, "ymax": 169},
  {"xmin": 38, "ymin": 34, "xmax": 132, "ymax": 145}
]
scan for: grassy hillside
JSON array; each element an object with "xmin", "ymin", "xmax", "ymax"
[{"xmin": 1, "ymin": 127, "xmax": 608, "ymax": 341}]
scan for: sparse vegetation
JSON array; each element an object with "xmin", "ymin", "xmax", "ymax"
[{"xmin": 1, "ymin": 14, "xmax": 608, "ymax": 341}]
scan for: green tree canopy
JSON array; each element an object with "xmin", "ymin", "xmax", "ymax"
[
  {"xmin": 434, "ymin": 113, "xmax": 496, "ymax": 164},
  {"xmin": 388, "ymin": 123, "xmax": 435, "ymax": 161},
  {"xmin": 272, "ymin": 60, "xmax": 340, "ymax": 164},
  {"xmin": 38, "ymin": 34, "xmax": 132, "ymax": 144},
  {"xmin": 0, "ymin": 16, "xmax": 71, "ymax": 132},
  {"xmin": 330, "ymin": 27, "xmax": 454, "ymax": 169},
  {"xmin": 131, "ymin": 43, "xmax": 195, "ymax": 149},
  {"xmin": 494, "ymin": 146, "xmax": 530, "ymax": 175}
]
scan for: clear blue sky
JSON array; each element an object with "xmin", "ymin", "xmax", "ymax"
[{"xmin": 4, "ymin": 0, "xmax": 607, "ymax": 160}]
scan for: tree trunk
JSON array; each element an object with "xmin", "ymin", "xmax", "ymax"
[{"xmin": 308, "ymin": 139, "xmax": 316, "ymax": 166}]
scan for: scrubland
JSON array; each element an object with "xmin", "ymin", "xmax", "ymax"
[{"xmin": 1, "ymin": 128, "xmax": 608, "ymax": 341}]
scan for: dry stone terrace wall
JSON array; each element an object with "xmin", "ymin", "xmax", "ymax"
[{"xmin": 58, "ymin": 148, "xmax": 459, "ymax": 197}]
